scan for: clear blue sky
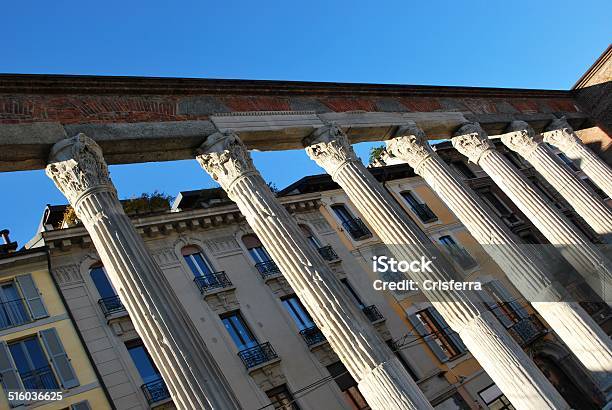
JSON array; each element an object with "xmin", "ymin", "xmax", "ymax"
[{"xmin": 1, "ymin": 0, "xmax": 610, "ymax": 246}]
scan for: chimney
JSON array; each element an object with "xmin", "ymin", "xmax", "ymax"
[{"xmin": 0, "ymin": 229, "xmax": 18, "ymax": 255}]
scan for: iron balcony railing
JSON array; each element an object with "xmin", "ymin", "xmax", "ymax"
[
  {"xmin": 318, "ymin": 245, "xmax": 339, "ymax": 262},
  {"xmin": 446, "ymin": 245, "xmax": 478, "ymax": 270},
  {"xmin": 0, "ymin": 298, "xmax": 31, "ymax": 330},
  {"xmin": 98, "ymin": 295, "xmax": 126, "ymax": 317},
  {"xmin": 341, "ymin": 218, "xmax": 372, "ymax": 240},
  {"xmin": 362, "ymin": 305, "xmax": 384, "ymax": 322},
  {"xmin": 20, "ymin": 365, "xmax": 58, "ymax": 390},
  {"xmin": 508, "ymin": 315, "xmax": 547, "ymax": 347},
  {"xmin": 238, "ymin": 342, "xmax": 278, "ymax": 369},
  {"xmin": 193, "ymin": 271, "xmax": 233, "ymax": 294},
  {"xmin": 254, "ymin": 260, "xmax": 282, "ymax": 279},
  {"xmin": 299, "ymin": 325, "xmax": 326, "ymax": 346},
  {"xmin": 411, "ymin": 203, "xmax": 438, "ymax": 223},
  {"xmin": 141, "ymin": 377, "xmax": 171, "ymax": 404}
]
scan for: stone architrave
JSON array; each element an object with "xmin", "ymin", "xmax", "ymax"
[
  {"xmin": 196, "ymin": 131, "xmax": 432, "ymax": 410},
  {"xmin": 500, "ymin": 120, "xmax": 612, "ymax": 238},
  {"xmin": 543, "ymin": 117, "xmax": 612, "ymax": 199},
  {"xmin": 386, "ymin": 124, "xmax": 612, "ymax": 399},
  {"xmin": 452, "ymin": 123, "xmax": 612, "ymax": 303},
  {"xmin": 304, "ymin": 124, "xmax": 568, "ymax": 410},
  {"xmin": 46, "ymin": 134, "xmax": 242, "ymax": 410}
]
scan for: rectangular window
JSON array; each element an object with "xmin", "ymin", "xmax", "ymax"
[
  {"xmin": 408, "ymin": 308, "xmax": 466, "ymax": 361},
  {"xmin": 90, "ymin": 266, "xmax": 117, "ymax": 299},
  {"xmin": 483, "ymin": 281, "xmax": 528, "ymax": 328},
  {"xmin": 327, "ymin": 362, "xmax": 370, "ymax": 410},
  {"xmin": 451, "ymin": 161, "xmax": 476, "ymax": 178},
  {"xmin": 249, "ymin": 246, "xmax": 273, "ymax": 264},
  {"xmin": 503, "ymin": 151, "xmax": 524, "ymax": 169},
  {"xmin": 438, "ymin": 235, "xmax": 477, "ymax": 270},
  {"xmin": 331, "ymin": 204, "xmax": 354, "ymax": 223},
  {"xmin": 282, "ymin": 296, "xmax": 315, "ymax": 331},
  {"xmin": 8, "ymin": 336, "xmax": 59, "ymax": 390},
  {"xmin": 183, "ymin": 252, "xmax": 214, "ymax": 277},
  {"xmin": 0, "ymin": 281, "xmax": 31, "ymax": 329},
  {"xmin": 340, "ymin": 279, "xmax": 365, "ymax": 309},
  {"xmin": 266, "ymin": 384, "xmax": 301, "ymax": 409},
  {"xmin": 400, "ymin": 191, "xmax": 437, "ymax": 223},
  {"xmin": 479, "ymin": 190, "xmax": 520, "ymax": 225},
  {"xmin": 126, "ymin": 341, "xmax": 161, "ymax": 384},
  {"xmin": 221, "ymin": 312, "xmax": 258, "ymax": 350},
  {"xmin": 479, "ymin": 384, "xmax": 515, "ymax": 409}
]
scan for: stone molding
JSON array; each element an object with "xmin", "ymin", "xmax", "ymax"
[
  {"xmin": 451, "ymin": 123, "xmax": 494, "ymax": 163},
  {"xmin": 304, "ymin": 124, "xmax": 358, "ymax": 178},
  {"xmin": 500, "ymin": 121, "xmax": 541, "ymax": 158},
  {"xmin": 386, "ymin": 123, "xmax": 433, "ymax": 173}
]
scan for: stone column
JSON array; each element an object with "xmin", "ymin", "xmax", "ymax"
[
  {"xmin": 196, "ymin": 131, "xmax": 431, "ymax": 410},
  {"xmin": 386, "ymin": 124, "xmax": 612, "ymax": 399},
  {"xmin": 543, "ymin": 117, "xmax": 612, "ymax": 199},
  {"xmin": 46, "ymin": 134, "xmax": 241, "ymax": 410},
  {"xmin": 452, "ymin": 123, "xmax": 612, "ymax": 304},
  {"xmin": 304, "ymin": 125, "xmax": 568, "ymax": 410},
  {"xmin": 500, "ymin": 120, "xmax": 612, "ymax": 238}
]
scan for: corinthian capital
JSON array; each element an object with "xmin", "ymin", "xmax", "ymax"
[
  {"xmin": 303, "ymin": 124, "xmax": 358, "ymax": 175},
  {"xmin": 451, "ymin": 122, "xmax": 494, "ymax": 163},
  {"xmin": 196, "ymin": 131, "xmax": 257, "ymax": 190},
  {"xmin": 500, "ymin": 121, "xmax": 541, "ymax": 158},
  {"xmin": 46, "ymin": 134, "xmax": 114, "ymax": 206},
  {"xmin": 543, "ymin": 118, "xmax": 581, "ymax": 151},
  {"xmin": 386, "ymin": 124, "xmax": 433, "ymax": 173}
]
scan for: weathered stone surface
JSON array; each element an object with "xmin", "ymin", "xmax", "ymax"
[{"xmin": 177, "ymin": 96, "xmax": 231, "ymax": 115}]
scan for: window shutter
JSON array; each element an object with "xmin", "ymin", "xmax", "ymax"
[
  {"xmin": 39, "ymin": 328, "xmax": 79, "ymax": 389},
  {"xmin": 15, "ymin": 274, "xmax": 48, "ymax": 319},
  {"xmin": 407, "ymin": 313, "xmax": 448, "ymax": 363},
  {"xmin": 489, "ymin": 280, "xmax": 528, "ymax": 320},
  {"xmin": 428, "ymin": 308, "xmax": 467, "ymax": 353},
  {"xmin": 0, "ymin": 341, "xmax": 25, "ymax": 406},
  {"xmin": 71, "ymin": 401, "xmax": 92, "ymax": 410},
  {"xmin": 482, "ymin": 282, "xmax": 514, "ymax": 327}
]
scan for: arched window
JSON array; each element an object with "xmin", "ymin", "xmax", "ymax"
[
  {"xmin": 90, "ymin": 263, "xmax": 116, "ymax": 300},
  {"xmin": 242, "ymin": 235, "xmax": 272, "ymax": 263},
  {"xmin": 181, "ymin": 246, "xmax": 215, "ymax": 278},
  {"xmin": 299, "ymin": 224, "xmax": 322, "ymax": 248}
]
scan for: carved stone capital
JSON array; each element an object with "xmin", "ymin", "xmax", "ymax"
[
  {"xmin": 46, "ymin": 133, "xmax": 115, "ymax": 207},
  {"xmin": 196, "ymin": 131, "xmax": 257, "ymax": 190},
  {"xmin": 304, "ymin": 124, "xmax": 358, "ymax": 175},
  {"xmin": 500, "ymin": 121, "xmax": 541, "ymax": 158},
  {"xmin": 386, "ymin": 124, "xmax": 433, "ymax": 173},
  {"xmin": 543, "ymin": 118, "xmax": 581, "ymax": 152},
  {"xmin": 451, "ymin": 122, "xmax": 494, "ymax": 163}
]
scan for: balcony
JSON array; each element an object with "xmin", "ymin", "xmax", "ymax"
[
  {"xmin": 508, "ymin": 315, "xmax": 547, "ymax": 347},
  {"xmin": 238, "ymin": 342, "xmax": 279, "ymax": 369},
  {"xmin": 98, "ymin": 295, "xmax": 126, "ymax": 317},
  {"xmin": 0, "ymin": 298, "xmax": 31, "ymax": 330},
  {"xmin": 446, "ymin": 245, "xmax": 477, "ymax": 270},
  {"xmin": 141, "ymin": 377, "xmax": 171, "ymax": 405},
  {"xmin": 362, "ymin": 305, "xmax": 384, "ymax": 323},
  {"xmin": 318, "ymin": 245, "xmax": 340, "ymax": 262},
  {"xmin": 299, "ymin": 325, "xmax": 326, "ymax": 346},
  {"xmin": 342, "ymin": 218, "xmax": 372, "ymax": 240},
  {"xmin": 20, "ymin": 365, "xmax": 58, "ymax": 390},
  {"xmin": 254, "ymin": 260, "xmax": 282, "ymax": 280},
  {"xmin": 411, "ymin": 203, "xmax": 438, "ymax": 223},
  {"xmin": 193, "ymin": 272, "xmax": 233, "ymax": 294}
]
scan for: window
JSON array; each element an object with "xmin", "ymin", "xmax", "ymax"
[
  {"xmin": 0, "ymin": 281, "xmax": 30, "ymax": 329},
  {"xmin": 531, "ymin": 179, "xmax": 562, "ymax": 209},
  {"xmin": 438, "ymin": 235, "xmax": 477, "ymax": 270},
  {"xmin": 266, "ymin": 384, "xmax": 301, "ymax": 409},
  {"xmin": 503, "ymin": 151, "xmax": 523, "ymax": 169},
  {"xmin": 331, "ymin": 204, "xmax": 354, "ymax": 224},
  {"xmin": 282, "ymin": 296, "xmax": 315, "ymax": 331},
  {"xmin": 327, "ymin": 362, "xmax": 370, "ymax": 410},
  {"xmin": 182, "ymin": 246, "xmax": 215, "ymax": 277},
  {"xmin": 299, "ymin": 225, "xmax": 322, "ymax": 248},
  {"xmin": 126, "ymin": 341, "xmax": 162, "ymax": 384},
  {"xmin": 340, "ymin": 279, "xmax": 365, "ymax": 309},
  {"xmin": 557, "ymin": 153, "xmax": 579, "ymax": 172},
  {"xmin": 243, "ymin": 235, "xmax": 273, "ymax": 263},
  {"xmin": 479, "ymin": 191, "xmax": 520, "ymax": 225},
  {"xmin": 519, "ymin": 232, "xmax": 540, "ymax": 245},
  {"xmin": 479, "ymin": 384, "xmax": 514, "ymax": 410},
  {"xmin": 451, "ymin": 161, "xmax": 476, "ymax": 179},
  {"xmin": 9, "ymin": 336, "xmax": 58, "ymax": 390},
  {"xmin": 331, "ymin": 205, "xmax": 371, "ymax": 240},
  {"xmin": 90, "ymin": 265, "xmax": 117, "ymax": 299},
  {"xmin": 483, "ymin": 281, "xmax": 528, "ymax": 328},
  {"xmin": 221, "ymin": 312, "xmax": 258, "ymax": 350},
  {"xmin": 385, "ymin": 340, "xmax": 418, "ymax": 381},
  {"xmin": 408, "ymin": 308, "xmax": 466, "ymax": 361},
  {"xmin": 400, "ymin": 191, "xmax": 437, "ymax": 223}
]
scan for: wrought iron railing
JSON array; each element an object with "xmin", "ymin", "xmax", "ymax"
[
  {"xmin": 299, "ymin": 325, "xmax": 326, "ymax": 346},
  {"xmin": 193, "ymin": 271, "xmax": 232, "ymax": 294},
  {"xmin": 341, "ymin": 218, "xmax": 372, "ymax": 240},
  {"xmin": 362, "ymin": 305, "xmax": 384, "ymax": 322},
  {"xmin": 0, "ymin": 298, "xmax": 31, "ymax": 330},
  {"xmin": 508, "ymin": 315, "xmax": 547, "ymax": 347},
  {"xmin": 254, "ymin": 260, "xmax": 282, "ymax": 279},
  {"xmin": 318, "ymin": 245, "xmax": 339, "ymax": 262},
  {"xmin": 446, "ymin": 245, "xmax": 477, "ymax": 270},
  {"xmin": 411, "ymin": 203, "xmax": 438, "ymax": 223},
  {"xmin": 238, "ymin": 342, "xmax": 278, "ymax": 369},
  {"xmin": 98, "ymin": 295, "xmax": 126, "ymax": 317},
  {"xmin": 20, "ymin": 365, "xmax": 58, "ymax": 390},
  {"xmin": 141, "ymin": 377, "xmax": 171, "ymax": 404}
]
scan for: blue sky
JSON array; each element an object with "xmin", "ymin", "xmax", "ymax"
[{"xmin": 1, "ymin": 0, "xmax": 611, "ymax": 246}]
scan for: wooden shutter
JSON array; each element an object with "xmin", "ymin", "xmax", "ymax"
[
  {"xmin": 39, "ymin": 328, "xmax": 79, "ymax": 389},
  {"xmin": 407, "ymin": 312, "xmax": 448, "ymax": 362},
  {"xmin": 15, "ymin": 274, "xmax": 48, "ymax": 319},
  {"xmin": 71, "ymin": 401, "xmax": 92, "ymax": 410},
  {"xmin": 0, "ymin": 341, "xmax": 24, "ymax": 405},
  {"xmin": 429, "ymin": 308, "xmax": 467, "ymax": 353}
]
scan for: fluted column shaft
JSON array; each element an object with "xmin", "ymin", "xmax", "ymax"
[
  {"xmin": 46, "ymin": 134, "xmax": 241, "ymax": 410},
  {"xmin": 501, "ymin": 120, "xmax": 612, "ymax": 238},
  {"xmin": 386, "ymin": 126, "xmax": 612, "ymax": 398},
  {"xmin": 543, "ymin": 118, "xmax": 612, "ymax": 199},
  {"xmin": 305, "ymin": 125, "xmax": 568, "ymax": 410},
  {"xmin": 196, "ymin": 131, "xmax": 431, "ymax": 410},
  {"xmin": 452, "ymin": 124, "xmax": 612, "ymax": 303}
]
